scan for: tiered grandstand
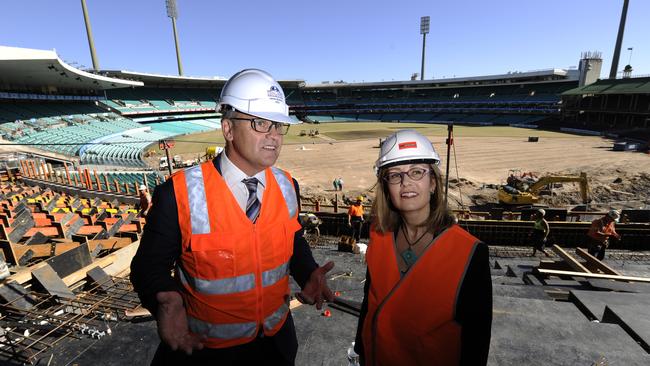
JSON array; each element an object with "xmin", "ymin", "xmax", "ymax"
[{"xmin": 293, "ymin": 69, "xmax": 580, "ymax": 126}]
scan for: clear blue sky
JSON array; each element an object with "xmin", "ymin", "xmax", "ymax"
[{"xmin": 2, "ymin": 0, "xmax": 648, "ymax": 83}]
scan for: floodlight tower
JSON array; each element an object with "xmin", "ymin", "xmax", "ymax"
[
  {"xmin": 608, "ymin": 0, "xmax": 629, "ymax": 79},
  {"xmin": 166, "ymin": 0, "xmax": 184, "ymax": 76},
  {"xmin": 80, "ymin": 0, "xmax": 100, "ymax": 70},
  {"xmin": 420, "ymin": 16, "xmax": 430, "ymax": 81}
]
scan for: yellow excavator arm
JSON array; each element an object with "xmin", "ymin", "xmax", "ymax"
[{"xmin": 498, "ymin": 172, "xmax": 590, "ymax": 205}]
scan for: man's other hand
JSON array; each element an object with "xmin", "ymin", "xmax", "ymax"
[
  {"xmin": 295, "ymin": 261, "xmax": 335, "ymax": 310},
  {"xmin": 156, "ymin": 291, "xmax": 206, "ymax": 355}
]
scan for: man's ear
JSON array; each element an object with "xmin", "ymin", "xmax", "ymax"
[{"xmin": 222, "ymin": 119, "xmax": 234, "ymax": 142}]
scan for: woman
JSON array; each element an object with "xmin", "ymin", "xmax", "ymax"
[
  {"xmin": 529, "ymin": 208, "xmax": 550, "ymax": 256},
  {"xmin": 354, "ymin": 130, "xmax": 492, "ymax": 365}
]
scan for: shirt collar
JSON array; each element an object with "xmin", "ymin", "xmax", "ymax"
[{"xmin": 220, "ymin": 152, "xmax": 266, "ymax": 187}]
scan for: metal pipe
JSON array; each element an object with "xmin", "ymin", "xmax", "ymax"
[
  {"xmin": 171, "ymin": 17, "xmax": 184, "ymax": 76},
  {"xmin": 444, "ymin": 123, "xmax": 453, "ymax": 206},
  {"xmin": 609, "ymin": 0, "xmax": 629, "ymax": 79},
  {"xmin": 80, "ymin": 0, "xmax": 100, "ymax": 70}
]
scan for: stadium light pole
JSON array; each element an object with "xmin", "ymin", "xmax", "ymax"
[
  {"xmin": 609, "ymin": 0, "xmax": 629, "ymax": 79},
  {"xmin": 420, "ymin": 16, "xmax": 430, "ymax": 80},
  {"xmin": 166, "ymin": 0, "xmax": 184, "ymax": 76},
  {"xmin": 80, "ymin": 0, "xmax": 100, "ymax": 70}
]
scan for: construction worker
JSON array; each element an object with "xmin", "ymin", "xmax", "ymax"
[
  {"xmin": 130, "ymin": 69, "xmax": 334, "ymax": 366},
  {"xmin": 529, "ymin": 208, "xmax": 550, "ymax": 257},
  {"xmin": 354, "ymin": 130, "xmax": 492, "ymax": 365},
  {"xmin": 586, "ymin": 209, "xmax": 622, "ymax": 260},
  {"xmin": 138, "ymin": 184, "xmax": 152, "ymax": 218},
  {"xmin": 347, "ymin": 196, "xmax": 365, "ymax": 243}
]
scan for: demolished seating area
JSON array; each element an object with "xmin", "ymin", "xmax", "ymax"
[{"xmin": 0, "ymin": 179, "xmax": 144, "ymax": 364}]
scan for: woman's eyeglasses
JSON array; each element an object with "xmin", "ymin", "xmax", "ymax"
[
  {"xmin": 230, "ymin": 117, "xmax": 290, "ymax": 135},
  {"xmin": 382, "ymin": 168, "xmax": 432, "ymax": 185}
]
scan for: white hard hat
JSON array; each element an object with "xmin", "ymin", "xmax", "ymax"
[
  {"xmin": 139, "ymin": 184, "xmax": 147, "ymax": 191},
  {"xmin": 607, "ymin": 209, "xmax": 620, "ymax": 222},
  {"xmin": 375, "ymin": 130, "xmax": 441, "ymax": 174},
  {"xmin": 218, "ymin": 69, "xmax": 297, "ymax": 125},
  {"xmin": 537, "ymin": 208, "xmax": 546, "ymax": 216}
]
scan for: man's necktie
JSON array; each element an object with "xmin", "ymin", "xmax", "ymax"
[{"xmin": 243, "ymin": 178, "xmax": 261, "ymax": 222}]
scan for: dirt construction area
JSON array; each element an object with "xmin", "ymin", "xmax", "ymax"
[{"xmin": 150, "ymin": 122, "xmax": 650, "ymax": 211}]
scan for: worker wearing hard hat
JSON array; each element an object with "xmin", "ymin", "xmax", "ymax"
[
  {"xmin": 347, "ymin": 196, "xmax": 365, "ymax": 243},
  {"xmin": 586, "ymin": 209, "xmax": 622, "ymax": 260},
  {"xmin": 355, "ymin": 130, "xmax": 492, "ymax": 365},
  {"xmin": 131, "ymin": 69, "xmax": 334, "ymax": 365},
  {"xmin": 138, "ymin": 184, "xmax": 152, "ymax": 218},
  {"xmin": 529, "ymin": 208, "xmax": 550, "ymax": 257}
]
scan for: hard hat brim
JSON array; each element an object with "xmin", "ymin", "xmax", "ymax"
[{"xmin": 246, "ymin": 110, "xmax": 300, "ymax": 125}]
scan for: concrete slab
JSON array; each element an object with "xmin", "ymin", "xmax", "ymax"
[
  {"xmin": 492, "ymin": 284, "xmax": 550, "ymax": 300},
  {"xmin": 489, "ymin": 310, "xmax": 650, "ymax": 365},
  {"xmin": 492, "ymin": 275, "xmax": 525, "ymax": 285},
  {"xmin": 587, "ymin": 278, "xmax": 650, "ymax": 293},
  {"xmin": 602, "ymin": 304, "xmax": 650, "ymax": 353},
  {"xmin": 493, "ymin": 296, "xmax": 586, "ymax": 323},
  {"xmin": 569, "ymin": 290, "xmax": 650, "ymax": 320}
]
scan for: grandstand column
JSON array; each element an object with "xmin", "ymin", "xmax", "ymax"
[
  {"xmin": 77, "ymin": 167, "xmax": 84, "ymax": 187},
  {"xmin": 29, "ymin": 161, "xmax": 36, "ymax": 178},
  {"xmin": 103, "ymin": 174, "xmax": 111, "ymax": 192},
  {"xmin": 133, "ymin": 183, "xmax": 139, "ymax": 195},
  {"xmin": 47, "ymin": 164, "xmax": 54, "ymax": 181},
  {"xmin": 142, "ymin": 173, "xmax": 148, "ymax": 189},
  {"xmin": 114, "ymin": 180, "xmax": 121, "ymax": 193},
  {"xmin": 73, "ymin": 174, "xmax": 79, "ymax": 187},
  {"xmin": 85, "ymin": 169, "xmax": 93, "ymax": 190},
  {"xmin": 94, "ymin": 170, "xmax": 102, "ymax": 191},
  {"xmin": 123, "ymin": 183, "xmax": 129, "ymax": 195},
  {"xmin": 19, "ymin": 161, "xmax": 27, "ymax": 178},
  {"xmin": 64, "ymin": 164, "xmax": 72, "ymax": 185}
]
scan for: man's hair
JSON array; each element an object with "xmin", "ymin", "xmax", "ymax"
[{"xmin": 371, "ymin": 163, "xmax": 453, "ymax": 234}]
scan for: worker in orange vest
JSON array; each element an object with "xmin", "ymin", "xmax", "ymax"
[
  {"xmin": 347, "ymin": 196, "xmax": 365, "ymax": 243},
  {"xmin": 354, "ymin": 130, "xmax": 492, "ymax": 365},
  {"xmin": 586, "ymin": 209, "xmax": 622, "ymax": 260},
  {"xmin": 131, "ymin": 69, "xmax": 334, "ymax": 365}
]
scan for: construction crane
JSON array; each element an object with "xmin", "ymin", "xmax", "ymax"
[{"xmin": 498, "ymin": 172, "xmax": 590, "ymax": 205}]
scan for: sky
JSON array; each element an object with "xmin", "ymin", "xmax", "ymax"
[{"xmin": 2, "ymin": 0, "xmax": 648, "ymax": 84}]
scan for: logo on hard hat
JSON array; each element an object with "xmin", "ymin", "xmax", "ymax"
[
  {"xmin": 398, "ymin": 141, "xmax": 417, "ymax": 149},
  {"xmin": 267, "ymin": 85, "xmax": 283, "ymax": 101}
]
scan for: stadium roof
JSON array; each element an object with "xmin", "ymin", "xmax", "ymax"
[
  {"xmin": 0, "ymin": 46, "xmax": 143, "ymax": 91},
  {"xmin": 99, "ymin": 70, "xmax": 306, "ymax": 89},
  {"xmin": 562, "ymin": 76, "xmax": 650, "ymax": 95},
  {"xmin": 305, "ymin": 68, "xmax": 578, "ymax": 90}
]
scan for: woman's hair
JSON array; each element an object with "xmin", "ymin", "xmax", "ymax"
[{"xmin": 371, "ymin": 163, "xmax": 454, "ymax": 234}]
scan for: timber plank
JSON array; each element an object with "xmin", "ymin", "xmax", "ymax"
[{"xmin": 551, "ymin": 244, "xmax": 590, "ymax": 273}]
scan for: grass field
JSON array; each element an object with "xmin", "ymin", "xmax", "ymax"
[{"xmin": 163, "ymin": 122, "xmax": 576, "ymax": 155}]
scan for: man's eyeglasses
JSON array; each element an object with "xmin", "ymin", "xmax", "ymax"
[
  {"xmin": 382, "ymin": 167, "xmax": 432, "ymax": 185},
  {"xmin": 230, "ymin": 117, "xmax": 290, "ymax": 135}
]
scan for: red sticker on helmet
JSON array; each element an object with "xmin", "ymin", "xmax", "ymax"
[{"xmin": 398, "ymin": 141, "xmax": 417, "ymax": 149}]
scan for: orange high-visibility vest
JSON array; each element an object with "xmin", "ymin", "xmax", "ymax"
[
  {"xmin": 362, "ymin": 224, "xmax": 479, "ymax": 366},
  {"xmin": 172, "ymin": 161, "xmax": 302, "ymax": 348}
]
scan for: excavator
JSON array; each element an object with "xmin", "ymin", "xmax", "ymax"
[{"xmin": 498, "ymin": 171, "xmax": 590, "ymax": 205}]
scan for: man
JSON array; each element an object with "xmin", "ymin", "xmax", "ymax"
[
  {"xmin": 138, "ymin": 184, "xmax": 152, "ymax": 217},
  {"xmin": 131, "ymin": 69, "xmax": 334, "ymax": 365},
  {"xmin": 586, "ymin": 209, "xmax": 622, "ymax": 260},
  {"xmin": 347, "ymin": 196, "xmax": 365, "ymax": 243}
]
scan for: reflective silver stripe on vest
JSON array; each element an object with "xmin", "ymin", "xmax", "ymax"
[
  {"xmin": 263, "ymin": 302, "xmax": 289, "ymax": 331},
  {"xmin": 271, "ymin": 167, "xmax": 298, "ymax": 218},
  {"xmin": 178, "ymin": 265, "xmax": 255, "ymax": 295},
  {"xmin": 187, "ymin": 315, "xmax": 257, "ymax": 340},
  {"xmin": 262, "ymin": 261, "xmax": 289, "ymax": 287},
  {"xmin": 184, "ymin": 165, "xmax": 210, "ymax": 235}
]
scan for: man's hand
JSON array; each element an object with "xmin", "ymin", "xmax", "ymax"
[
  {"xmin": 156, "ymin": 291, "xmax": 205, "ymax": 355},
  {"xmin": 295, "ymin": 261, "xmax": 335, "ymax": 310}
]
